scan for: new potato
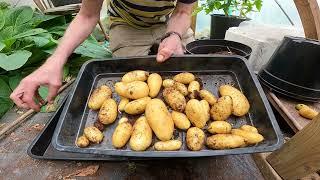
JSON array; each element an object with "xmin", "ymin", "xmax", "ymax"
[
  {"xmin": 199, "ymin": 90, "xmax": 217, "ymax": 105},
  {"xmin": 174, "ymin": 82, "xmax": 188, "ymax": 96},
  {"xmin": 83, "ymin": 126, "xmax": 104, "ymax": 144},
  {"xmin": 207, "ymin": 121, "xmax": 232, "ymax": 134},
  {"xmin": 148, "ymin": 73, "xmax": 162, "ymax": 98},
  {"xmin": 188, "ymin": 81, "xmax": 200, "ymax": 99},
  {"xmin": 206, "ymin": 134, "xmax": 245, "ymax": 149},
  {"xmin": 200, "ymin": 100, "xmax": 210, "ymax": 122},
  {"xmin": 171, "ymin": 111, "xmax": 191, "ymax": 130},
  {"xmin": 173, "ymin": 72, "xmax": 195, "ymax": 84},
  {"xmin": 210, "ymin": 96, "xmax": 233, "ymax": 121},
  {"xmin": 163, "ymin": 79, "xmax": 175, "ymax": 88},
  {"xmin": 122, "ymin": 70, "xmax": 149, "ymax": 82},
  {"xmin": 185, "ymin": 99, "xmax": 208, "ymax": 128},
  {"xmin": 231, "ymin": 129, "xmax": 264, "ymax": 145},
  {"xmin": 154, "ymin": 140, "xmax": 182, "ymax": 151},
  {"xmin": 186, "ymin": 127, "xmax": 205, "ymax": 151},
  {"xmin": 115, "ymin": 81, "xmax": 149, "ymax": 99},
  {"xmin": 145, "ymin": 99, "xmax": 174, "ymax": 141},
  {"xmin": 124, "ymin": 97, "xmax": 151, "ymax": 115},
  {"xmin": 129, "ymin": 116, "xmax": 152, "ymax": 151},
  {"xmin": 219, "ymin": 85, "xmax": 250, "ymax": 116},
  {"xmin": 88, "ymin": 85, "xmax": 112, "ymax": 110},
  {"xmin": 295, "ymin": 104, "xmax": 319, "ymax": 120},
  {"xmin": 118, "ymin": 97, "xmax": 129, "ymax": 112},
  {"xmin": 112, "ymin": 118, "xmax": 133, "ymax": 148},
  {"xmin": 76, "ymin": 135, "xmax": 90, "ymax": 148},
  {"xmin": 163, "ymin": 87, "xmax": 186, "ymax": 112},
  {"xmin": 240, "ymin": 125, "xmax": 258, "ymax": 133},
  {"xmin": 98, "ymin": 99, "xmax": 118, "ymax": 125}
]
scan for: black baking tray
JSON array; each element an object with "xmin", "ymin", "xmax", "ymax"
[{"xmin": 52, "ymin": 55, "xmax": 283, "ymax": 157}]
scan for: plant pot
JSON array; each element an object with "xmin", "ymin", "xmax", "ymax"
[
  {"xmin": 258, "ymin": 36, "xmax": 320, "ymax": 102},
  {"xmin": 210, "ymin": 14, "xmax": 248, "ymax": 39},
  {"xmin": 51, "ymin": 0, "xmax": 81, "ymax": 6},
  {"xmin": 186, "ymin": 39, "xmax": 252, "ymax": 59}
]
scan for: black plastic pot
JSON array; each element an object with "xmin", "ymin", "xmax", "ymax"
[
  {"xmin": 51, "ymin": 0, "xmax": 81, "ymax": 6},
  {"xmin": 210, "ymin": 14, "xmax": 248, "ymax": 39},
  {"xmin": 186, "ymin": 39, "xmax": 252, "ymax": 59},
  {"xmin": 258, "ymin": 36, "xmax": 320, "ymax": 102}
]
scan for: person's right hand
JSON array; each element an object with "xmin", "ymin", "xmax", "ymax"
[{"xmin": 10, "ymin": 57, "xmax": 64, "ymax": 111}]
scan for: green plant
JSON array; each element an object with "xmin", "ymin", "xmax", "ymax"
[
  {"xmin": 0, "ymin": 5, "xmax": 111, "ymax": 118},
  {"xmin": 198, "ymin": 0, "xmax": 263, "ymax": 18}
]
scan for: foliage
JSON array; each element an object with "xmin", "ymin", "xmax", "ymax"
[
  {"xmin": 0, "ymin": 5, "xmax": 111, "ymax": 118},
  {"xmin": 197, "ymin": 0, "xmax": 263, "ymax": 18}
]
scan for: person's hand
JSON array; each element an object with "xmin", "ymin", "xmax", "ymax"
[
  {"xmin": 10, "ymin": 57, "xmax": 64, "ymax": 111},
  {"xmin": 156, "ymin": 34, "xmax": 184, "ymax": 63}
]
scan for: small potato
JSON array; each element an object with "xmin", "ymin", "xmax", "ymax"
[
  {"xmin": 231, "ymin": 129, "xmax": 264, "ymax": 145},
  {"xmin": 163, "ymin": 87, "xmax": 186, "ymax": 112},
  {"xmin": 98, "ymin": 99, "xmax": 118, "ymax": 125},
  {"xmin": 118, "ymin": 97, "xmax": 129, "ymax": 112},
  {"xmin": 188, "ymin": 81, "xmax": 201, "ymax": 99},
  {"xmin": 240, "ymin": 125, "xmax": 258, "ymax": 133},
  {"xmin": 129, "ymin": 116, "xmax": 152, "ymax": 151},
  {"xmin": 171, "ymin": 111, "xmax": 191, "ymax": 130},
  {"xmin": 76, "ymin": 135, "xmax": 90, "ymax": 148},
  {"xmin": 146, "ymin": 99, "xmax": 174, "ymax": 141},
  {"xmin": 207, "ymin": 121, "xmax": 232, "ymax": 134},
  {"xmin": 185, "ymin": 99, "xmax": 208, "ymax": 128},
  {"xmin": 148, "ymin": 73, "xmax": 162, "ymax": 98},
  {"xmin": 210, "ymin": 96, "xmax": 233, "ymax": 121},
  {"xmin": 154, "ymin": 140, "xmax": 182, "ymax": 151},
  {"xmin": 122, "ymin": 70, "xmax": 149, "ymax": 82},
  {"xmin": 219, "ymin": 85, "xmax": 250, "ymax": 116},
  {"xmin": 200, "ymin": 100, "xmax": 210, "ymax": 122},
  {"xmin": 173, "ymin": 72, "xmax": 195, "ymax": 84},
  {"xmin": 174, "ymin": 82, "xmax": 188, "ymax": 96},
  {"xmin": 206, "ymin": 134, "xmax": 245, "ymax": 149},
  {"xmin": 88, "ymin": 85, "xmax": 112, "ymax": 110},
  {"xmin": 186, "ymin": 127, "xmax": 205, "ymax": 151},
  {"xmin": 124, "ymin": 97, "xmax": 151, "ymax": 115},
  {"xmin": 163, "ymin": 79, "xmax": 175, "ymax": 88},
  {"xmin": 112, "ymin": 118, "xmax": 133, "ymax": 148},
  {"xmin": 199, "ymin": 90, "xmax": 217, "ymax": 105},
  {"xmin": 295, "ymin": 104, "xmax": 319, "ymax": 120},
  {"xmin": 115, "ymin": 81, "xmax": 149, "ymax": 99},
  {"xmin": 83, "ymin": 126, "xmax": 104, "ymax": 144}
]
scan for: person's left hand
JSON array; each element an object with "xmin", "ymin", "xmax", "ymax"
[{"xmin": 156, "ymin": 34, "xmax": 184, "ymax": 63}]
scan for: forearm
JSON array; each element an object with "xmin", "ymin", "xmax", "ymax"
[{"xmin": 166, "ymin": 2, "xmax": 195, "ymax": 36}]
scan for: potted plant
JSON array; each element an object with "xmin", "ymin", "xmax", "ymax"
[{"xmin": 197, "ymin": 0, "xmax": 263, "ymax": 39}]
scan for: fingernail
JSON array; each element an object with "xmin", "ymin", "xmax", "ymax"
[{"xmin": 157, "ymin": 55, "xmax": 164, "ymax": 62}]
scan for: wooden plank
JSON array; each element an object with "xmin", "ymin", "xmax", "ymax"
[
  {"xmin": 252, "ymin": 153, "xmax": 282, "ymax": 180},
  {"xmin": 266, "ymin": 114, "xmax": 320, "ymax": 179},
  {"xmin": 294, "ymin": 0, "xmax": 320, "ymax": 39}
]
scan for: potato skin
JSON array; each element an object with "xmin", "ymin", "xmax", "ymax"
[
  {"xmin": 188, "ymin": 81, "xmax": 200, "ymax": 99},
  {"xmin": 219, "ymin": 85, "xmax": 250, "ymax": 116},
  {"xmin": 115, "ymin": 81, "xmax": 149, "ymax": 99},
  {"xmin": 231, "ymin": 129, "xmax": 264, "ymax": 144},
  {"xmin": 200, "ymin": 100, "xmax": 210, "ymax": 122},
  {"xmin": 154, "ymin": 140, "xmax": 182, "ymax": 151},
  {"xmin": 210, "ymin": 96, "xmax": 233, "ymax": 121},
  {"xmin": 148, "ymin": 73, "xmax": 162, "ymax": 98},
  {"xmin": 76, "ymin": 135, "xmax": 90, "ymax": 148},
  {"xmin": 171, "ymin": 111, "xmax": 191, "ymax": 130},
  {"xmin": 173, "ymin": 72, "xmax": 195, "ymax": 84},
  {"xmin": 185, "ymin": 99, "xmax": 209, "ymax": 128},
  {"xmin": 122, "ymin": 70, "xmax": 149, "ymax": 82},
  {"xmin": 88, "ymin": 85, "xmax": 112, "ymax": 110},
  {"xmin": 174, "ymin": 82, "xmax": 188, "ymax": 96},
  {"xmin": 206, "ymin": 134, "xmax": 245, "ymax": 149},
  {"xmin": 98, "ymin": 99, "xmax": 118, "ymax": 125},
  {"xmin": 124, "ymin": 97, "xmax": 151, "ymax": 115},
  {"xmin": 199, "ymin": 90, "xmax": 217, "ymax": 105},
  {"xmin": 163, "ymin": 79, "xmax": 175, "ymax": 88},
  {"xmin": 145, "ymin": 99, "xmax": 174, "ymax": 141},
  {"xmin": 112, "ymin": 119, "xmax": 133, "ymax": 148},
  {"xmin": 84, "ymin": 126, "xmax": 104, "ymax": 144},
  {"xmin": 295, "ymin": 104, "xmax": 318, "ymax": 120},
  {"xmin": 118, "ymin": 97, "xmax": 129, "ymax": 112},
  {"xmin": 240, "ymin": 125, "xmax": 258, "ymax": 133},
  {"xmin": 129, "ymin": 116, "xmax": 152, "ymax": 151},
  {"xmin": 186, "ymin": 127, "xmax": 205, "ymax": 151},
  {"xmin": 207, "ymin": 121, "xmax": 232, "ymax": 134},
  {"xmin": 163, "ymin": 87, "xmax": 186, "ymax": 112}
]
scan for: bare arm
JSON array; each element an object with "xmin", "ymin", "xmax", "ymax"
[
  {"xmin": 10, "ymin": 0, "xmax": 104, "ymax": 111},
  {"xmin": 156, "ymin": 2, "xmax": 195, "ymax": 62}
]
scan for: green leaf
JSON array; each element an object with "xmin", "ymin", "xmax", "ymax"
[
  {"xmin": 8, "ymin": 73, "xmax": 23, "ymax": 91},
  {"xmin": 5, "ymin": 6, "xmax": 33, "ymax": 27},
  {"xmin": 23, "ymin": 33, "xmax": 52, "ymax": 47},
  {"xmin": 0, "ymin": 42, "xmax": 5, "ymax": 51},
  {"xmin": 0, "ymin": 78, "xmax": 13, "ymax": 118},
  {"xmin": 0, "ymin": 50, "xmax": 32, "ymax": 71},
  {"xmin": 0, "ymin": 10, "xmax": 5, "ymax": 30},
  {"xmin": 63, "ymin": 65, "xmax": 69, "ymax": 79},
  {"xmin": 14, "ymin": 22, "xmax": 33, "ymax": 34},
  {"xmin": 74, "ymin": 40, "xmax": 112, "ymax": 58},
  {"xmin": 47, "ymin": 24, "xmax": 68, "ymax": 36},
  {"xmin": 32, "ymin": 12, "xmax": 60, "ymax": 27},
  {"xmin": 12, "ymin": 28, "xmax": 47, "ymax": 39},
  {"xmin": 38, "ymin": 86, "xmax": 48, "ymax": 99},
  {"xmin": 41, "ymin": 95, "xmax": 60, "ymax": 112},
  {"xmin": 0, "ymin": 26, "xmax": 14, "ymax": 41},
  {"xmin": 255, "ymin": 0, "xmax": 262, "ymax": 11}
]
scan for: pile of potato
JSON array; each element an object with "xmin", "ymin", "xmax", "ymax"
[{"xmin": 76, "ymin": 70, "xmax": 264, "ymax": 151}]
